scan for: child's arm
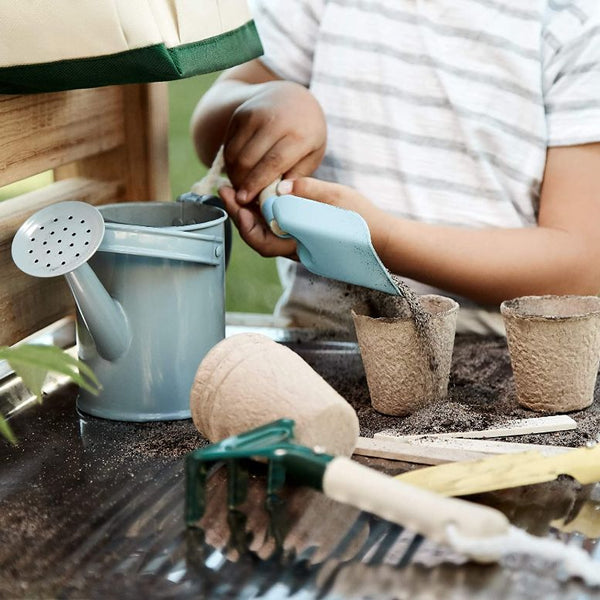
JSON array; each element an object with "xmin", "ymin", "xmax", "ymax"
[
  {"xmin": 224, "ymin": 143, "xmax": 600, "ymax": 305},
  {"xmin": 191, "ymin": 59, "xmax": 326, "ymax": 203}
]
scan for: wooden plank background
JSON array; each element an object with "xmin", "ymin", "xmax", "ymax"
[{"xmin": 0, "ymin": 83, "xmax": 169, "ymax": 346}]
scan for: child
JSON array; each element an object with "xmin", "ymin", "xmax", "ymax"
[{"xmin": 192, "ymin": 0, "xmax": 600, "ymax": 335}]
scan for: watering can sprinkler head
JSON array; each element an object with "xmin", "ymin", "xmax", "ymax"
[{"xmin": 12, "ymin": 201, "xmax": 131, "ymax": 361}]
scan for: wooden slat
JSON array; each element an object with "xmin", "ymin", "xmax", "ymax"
[
  {"xmin": 354, "ymin": 436, "xmax": 569, "ymax": 466},
  {"xmin": 1, "ymin": 83, "xmax": 170, "ymax": 344},
  {"xmin": 55, "ymin": 83, "xmax": 170, "ymax": 202},
  {"xmin": 138, "ymin": 83, "xmax": 170, "ymax": 202},
  {"xmin": 0, "ymin": 88, "xmax": 125, "ymax": 186},
  {"xmin": 0, "ymin": 178, "xmax": 120, "ymax": 345}
]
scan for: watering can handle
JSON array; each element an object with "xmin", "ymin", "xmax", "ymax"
[{"xmin": 177, "ymin": 192, "xmax": 232, "ymax": 267}]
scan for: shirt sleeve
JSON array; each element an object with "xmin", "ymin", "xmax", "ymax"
[
  {"xmin": 543, "ymin": 7, "xmax": 600, "ymax": 147},
  {"xmin": 249, "ymin": 0, "xmax": 325, "ymax": 86}
]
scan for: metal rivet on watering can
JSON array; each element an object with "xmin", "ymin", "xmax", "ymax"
[{"xmin": 215, "ymin": 246, "xmax": 223, "ymax": 258}]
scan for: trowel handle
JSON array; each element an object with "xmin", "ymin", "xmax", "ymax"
[
  {"xmin": 260, "ymin": 196, "xmax": 291, "ymax": 238},
  {"xmin": 323, "ymin": 457, "xmax": 510, "ymax": 559},
  {"xmin": 258, "ymin": 180, "xmax": 290, "ymax": 238}
]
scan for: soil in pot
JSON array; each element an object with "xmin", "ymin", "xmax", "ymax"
[{"xmin": 352, "ymin": 279, "xmax": 459, "ymax": 416}]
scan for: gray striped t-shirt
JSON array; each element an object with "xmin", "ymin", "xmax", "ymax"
[{"xmin": 249, "ymin": 0, "xmax": 600, "ymax": 335}]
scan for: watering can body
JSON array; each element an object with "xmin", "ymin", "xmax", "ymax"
[{"xmin": 76, "ymin": 201, "xmax": 227, "ymax": 421}]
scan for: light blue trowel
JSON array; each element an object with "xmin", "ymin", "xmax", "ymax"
[{"xmin": 260, "ymin": 193, "xmax": 398, "ymax": 295}]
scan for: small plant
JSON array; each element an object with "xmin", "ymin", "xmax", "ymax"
[{"xmin": 0, "ymin": 344, "xmax": 101, "ymax": 444}]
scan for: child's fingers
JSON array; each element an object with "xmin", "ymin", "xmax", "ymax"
[
  {"xmin": 230, "ymin": 131, "xmax": 288, "ymax": 203},
  {"xmin": 218, "ymin": 185, "xmax": 242, "ymax": 223},
  {"xmin": 239, "ymin": 139, "xmax": 314, "ymax": 203},
  {"xmin": 278, "ymin": 177, "xmax": 345, "ymax": 206},
  {"xmin": 220, "ymin": 185, "xmax": 298, "ymax": 258},
  {"xmin": 277, "ymin": 178, "xmax": 388, "ymax": 251},
  {"xmin": 225, "ymin": 129, "xmax": 277, "ymax": 195},
  {"xmin": 283, "ymin": 149, "xmax": 325, "ymax": 182},
  {"xmin": 223, "ymin": 118, "xmax": 256, "ymax": 172},
  {"xmin": 236, "ymin": 207, "xmax": 298, "ymax": 259}
]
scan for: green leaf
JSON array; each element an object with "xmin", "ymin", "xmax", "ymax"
[
  {"xmin": 0, "ymin": 414, "xmax": 16, "ymax": 446},
  {"xmin": 0, "ymin": 344, "xmax": 102, "ymax": 395},
  {"xmin": 0, "ymin": 344, "xmax": 102, "ymax": 445},
  {"xmin": 11, "ymin": 362, "xmax": 47, "ymax": 403}
]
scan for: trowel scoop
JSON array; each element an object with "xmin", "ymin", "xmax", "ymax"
[
  {"xmin": 260, "ymin": 192, "xmax": 398, "ymax": 295},
  {"xmin": 12, "ymin": 201, "xmax": 130, "ymax": 361}
]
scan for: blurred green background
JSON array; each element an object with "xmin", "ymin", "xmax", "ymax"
[
  {"xmin": 169, "ymin": 75, "xmax": 282, "ymax": 314},
  {"xmin": 0, "ymin": 75, "xmax": 282, "ymax": 314}
]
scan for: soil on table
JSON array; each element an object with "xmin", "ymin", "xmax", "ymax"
[
  {"xmin": 323, "ymin": 334, "xmax": 600, "ymax": 447},
  {"xmin": 74, "ymin": 332, "xmax": 600, "ymax": 462}
]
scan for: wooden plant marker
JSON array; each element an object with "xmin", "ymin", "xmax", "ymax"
[
  {"xmin": 354, "ymin": 416, "xmax": 594, "ymax": 498},
  {"xmin": 354, "ymin": 436, "xmax": 570, "ymax": 466},
  {"xmin": 374, "ymin": 415, "xmax": 577, "ymax": 443}
]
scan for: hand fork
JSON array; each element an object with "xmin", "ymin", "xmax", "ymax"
[{"xmin": 185, "ymin": 419, "xmax": 510, "ymax": 562}]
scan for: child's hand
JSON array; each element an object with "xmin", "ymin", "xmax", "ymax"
[
  {"xmin": 220, "ymin": 178, "xmax": 391, "ymax": 261},
  {"xmin": 223, "ymin": 81, "xmax": 326, "ymax": 205},
  {"xmin": 219, "ymin": 185, "xmax": 299, "ymax": 259},
  {"xmin": 278, "ymin": 178, "xmax": 391, "ymax": 255}
]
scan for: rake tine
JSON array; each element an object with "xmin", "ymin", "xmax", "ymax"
[
  {"xmin": 394, "ymin": 533, "xmax": 425, "ymax": 568},
  {"xmin": 226, "ymin": 508, "xmax": 253, "ymax": 555},
  {"xmin": 185, "ymin": 456, "xmax": 210, "ymax": 525},
  {"xmin": 227, "ymin": 458, "xmax": 250, "ymax": 510},
  {"xmin": 366, "ymin": 523, "xmax": 405, "ymax": 565}
]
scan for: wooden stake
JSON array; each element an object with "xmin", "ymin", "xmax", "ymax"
[
  {"xmin": 354, "ymin": 436, "xmax": 570, "ymax": 465},
  {"xmin": 374, "ymin": 415, "xmax": 576, "ymax": 443}
]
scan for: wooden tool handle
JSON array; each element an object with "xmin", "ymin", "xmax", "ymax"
[
  {"xmin": 258, "ymin": 179, "xmax": 288, "ymax": 236},
  {"xmin": 322, "ymin": 456, "xmax": 510, "ymax": 561}
]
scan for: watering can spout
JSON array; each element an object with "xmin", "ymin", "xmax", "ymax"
[
  {"xmin": 65, "ymin": 264, "xmax": 131, "ymax": 361},
  {"xmin": 11, "ymin": 200, "xmax": 131, "ymax": 362}
]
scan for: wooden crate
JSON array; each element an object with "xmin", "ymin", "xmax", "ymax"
[{"xmin": 0, "ymin": 84, "xmax": 169, "ymax": 345}]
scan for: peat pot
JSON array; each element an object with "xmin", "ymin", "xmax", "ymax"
[
  {"xmin": 352, "ymin": 295, "xmax": 458, "ymax": 416},
  {"xmin": 501, "ymin": 295, "xmax": 600, "ymax": 413}
]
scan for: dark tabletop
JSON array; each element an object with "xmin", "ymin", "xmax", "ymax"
[{"xmin": 1, "ymin": 335, "xmax": 600, "ymax": 599}]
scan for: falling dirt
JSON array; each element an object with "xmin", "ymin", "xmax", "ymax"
[{"xmin": 364, "ymin": 274, "xmax": 439, "ymax": 374}]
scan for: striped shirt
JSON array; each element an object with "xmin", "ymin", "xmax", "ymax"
[{"xmin": 249, "ymin": 0, "xmax": 600, "ymax": 335}]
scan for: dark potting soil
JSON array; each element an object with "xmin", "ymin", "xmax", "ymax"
[
  {"xmin": 320, "ymin": 334, "xmax": 600, "ymax": 448},
  {"xmin": 71, "ymin": 330, "xmax": 600, "ymax": 466},
  {"xmin": 3, "ymin": 384, "xmax": 593, "ymax": 599}
]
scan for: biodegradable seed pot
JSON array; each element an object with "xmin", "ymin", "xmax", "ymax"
[
  {"xmin": 352, "ymin": 295, "xmax": 459, "ymax": 416},
  {"xmin": 190, "ymin": 333, "xmax": 360, "ymax": 456},
  {"xmin": 501, "ymin": 295, "xmax": 600, "ymax": 414}
]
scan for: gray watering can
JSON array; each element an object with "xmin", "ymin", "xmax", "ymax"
[{"xmin": 12, "ymin": 199, "xmax": 227, "ymax": 421}]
